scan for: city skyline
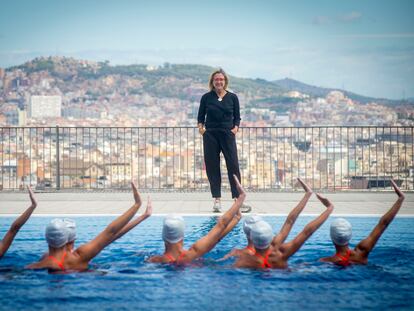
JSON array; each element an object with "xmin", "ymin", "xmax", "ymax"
[{"xmin": 0, "ymin": 0, "xmax": 413, "ymax": 99}]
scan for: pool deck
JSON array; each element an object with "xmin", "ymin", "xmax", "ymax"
[{"xmin": 0, "ymin": 191, "xmax": 413, "ymax": 217}]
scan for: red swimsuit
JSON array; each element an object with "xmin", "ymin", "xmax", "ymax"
[
  {"xmin": 48, "ymin": 251, "xmax": 67, "ymax": 270},
  {"xmin": 334, "ymin": 249, "xmax": 351, "ymax": 266},
  {"xmin": 254, "ymin": 249, "xmax": 272, "ymax": 268},
  {"xmin": 164, "ymin": 251, "xmax": 187, "ymax": 263}
]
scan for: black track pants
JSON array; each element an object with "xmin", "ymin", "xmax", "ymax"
[{"xmin": 203, "ymin": 129, "xmax": 241, "ymax": 199}]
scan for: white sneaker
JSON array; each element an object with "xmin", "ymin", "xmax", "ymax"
[
  {"xmin": 241, "ymin": 203, "xmax": 252, "ymax": 213},
  {"xmin": 213, "ymin": 200, "xmax": 222, "ymax": 213}
]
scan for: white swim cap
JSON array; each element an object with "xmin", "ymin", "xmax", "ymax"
[
  {"xmin": 162, "ymin": 214, "xmax": 185, "ymax": 244},
  {"xmin": 250, "ymin": 221, "xmax": 273, "ymax": 250},
  {"xmin": 330, "ymin": 218, "xmax": 352, "ymax": 246},
  {"xmin": 64, "ymin": 218, "xmax": 76, "ymax": 242},
  {"xmin": 243, "ymin": 215, "xmax": 263, "ymax": 239},
  {"xmin": 45, "ymin": 219, "xmax": 69, "ymax": 248}
]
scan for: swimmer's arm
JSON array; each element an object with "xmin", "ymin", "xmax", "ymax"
[
  {"xmin": 356, "ymin": 180, "xmax": 404, "ymax": 258},
  {"xmin": 219, "ymin": 210, "xmax": 242, "ymax": 241},
  {"xmin": 272, "ymin": 178, "xmax": 312, "ymax": 247},
  {"xmin": 185, "ymin": 197, "xmax": 244, "ymax": 260},
  {"xmin": 215, "ymin": 212, "xmax": 242, "ymax": 261},
  {"xmin": 75, "ymin": 182, "xmax": 141, "ymax": 262},
  {"xmin": 111, "ymin": 196, "xmax": 153, "ymax": 242},
  {"xmin": 217, "ymin": 248, "xmax": 242, "ymax": 261},
  {"xmin": 184, "ymin": 176, "xmax": 245, "ymax": 261},
  {"xmin": 0, "ymin": 187, "xmax": 37, "ymax": 258},
  {"xmin": 26, "ymin": 253, "xmax": 49, "ymax": 269},
  {"xmin": 281, "ymin": 194, "xmax": 333, "ymax": 260}
]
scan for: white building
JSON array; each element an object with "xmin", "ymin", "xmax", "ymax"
[
  {"xmin": 29, "ymin": 95, "xmax": 62, "ymax": 118},
  {"xmin": 18, "ymin": 108, "xmax": 27, "ymax": 126}
]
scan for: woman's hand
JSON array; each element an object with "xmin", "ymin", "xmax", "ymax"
[
  {"xmin": 231, "ymin": 126, "xmax": 239, "ymax": 135},
  {"xmin": 198, "ymin": 124, "xmax": 206, "ymax": 135}
]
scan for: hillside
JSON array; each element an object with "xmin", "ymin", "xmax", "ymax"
[
  {"xmin": 2, "ymin": 56, "xmax": 412, "ymax": 127},
  {"xmin": 273, "ymin": 78, "xmax": 408, "ymax": 106},
  {"xmin": 8, "ymin": 57, "xmax": 285, "ymax": 101}
]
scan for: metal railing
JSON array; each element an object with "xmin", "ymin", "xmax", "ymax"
[{"xmin": 1, "ymin": 126, "xmax": 413, "ymax": 191}]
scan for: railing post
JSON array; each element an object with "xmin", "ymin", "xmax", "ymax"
[{"xmin": 56, "ymin": 125, "xmax": 60, "ymax": 190}]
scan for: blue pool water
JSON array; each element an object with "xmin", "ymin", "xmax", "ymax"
[{"xmin": 0, "ymin": 216, "xmax": 413, "ymax": 311}]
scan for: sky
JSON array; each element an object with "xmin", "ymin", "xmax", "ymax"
[{"xmin": 0, "ymin": 0, "xmax": 413, "ymax": 99}]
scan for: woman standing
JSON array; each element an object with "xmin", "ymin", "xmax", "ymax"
[{"xmin": 197, "ymin": 68, "xmax": 251, "ymax": 213}]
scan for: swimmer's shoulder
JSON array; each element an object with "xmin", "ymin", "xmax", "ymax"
[
  {"xmin": 26, "ymin": 258, "xmax": 49, "ymax": 270},
  {"xmin": 349, "ymin": 250, "xmax": 368, "ymax": 264},
  {"xmin": 234, "ymin": 252, "xmax": 259, "ymax": 268}
]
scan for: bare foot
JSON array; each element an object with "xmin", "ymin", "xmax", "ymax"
[
  {"xmin": 390, "ymin": 180, "xmax": 404, "ymax": 199},
  {"xmin": 297, "ymin": 178, "xmax": 312, "ymax": 194}
]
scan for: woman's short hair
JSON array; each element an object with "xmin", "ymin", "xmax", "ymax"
[{"xmin": 208, "ymin": 68, "xmax": 229, "ymax": 91}]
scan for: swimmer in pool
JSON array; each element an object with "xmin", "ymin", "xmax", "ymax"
[
  {"xmin": 40, "ymin": 197, "xmax": 152, "ymax": 260},
  {"xmin": 221, "ymin": 178, "xmax": 313, "ymax": 261},
  {"xmin": 148, "ymin": 175, "xmax": 245, "ymax": 264},
  {"xmin": 234, "ymin": 179, "xmax": 334, "ymax": 269},
  {"xmin": 320, "ymin": 179, "xmax": 405, "ymax": 266},
  {"xmin": 219, "ymin": 214, "xmax": 263, "ymax": 260},
  {"xmin": 0, "ymin": 186, "xmax": 37, "ymax": 259},
  {"xmin": 27, "ymin": 182, "xmax": 151, "ymax": 271}
]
